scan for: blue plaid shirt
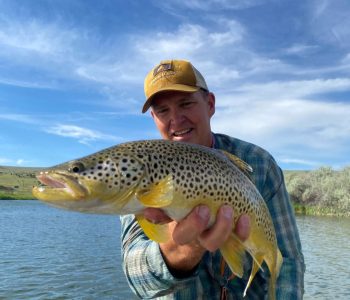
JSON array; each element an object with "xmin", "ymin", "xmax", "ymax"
[{"xmin": 120, "ymin": 133, "xmax": 305, "ymax": 299}]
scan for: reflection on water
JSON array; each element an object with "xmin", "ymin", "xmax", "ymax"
[
  {"xmin": 296, "ymin": 215, "xmax": 350, "ymax": 299},
  {"xmin": 0, "ymin": 201, "xmax": 349, "ymax": 299}
]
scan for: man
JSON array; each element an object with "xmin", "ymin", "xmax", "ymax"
[{"xmin": 121, "ymin": 60, "xmax": 305, "ymax": 299}]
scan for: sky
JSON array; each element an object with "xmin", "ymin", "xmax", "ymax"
[{"xmin": 0, "ymin": 0, "xmax": 349, "ymax": 170}]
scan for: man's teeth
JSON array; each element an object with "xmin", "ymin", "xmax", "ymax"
[{"xmin": 173, "ymin": 129, "xmax": 191, "ymax": 136}]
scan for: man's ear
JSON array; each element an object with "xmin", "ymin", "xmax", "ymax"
[{"xmin": 208, "ymin": 92, "xmax": 215, "ymax": 117}]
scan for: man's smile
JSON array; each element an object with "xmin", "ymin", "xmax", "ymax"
[{"xmin": 172, "ymin": 128, "xmax": 193, "ymax": 137}]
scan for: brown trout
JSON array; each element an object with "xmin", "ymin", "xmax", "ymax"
[{"xmin": 32, "ymin": 139, "xmax": 282, "ymax": 299}]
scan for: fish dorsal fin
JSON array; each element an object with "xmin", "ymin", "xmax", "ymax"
[
  {"xmin": 219, "ymin": 150, "xmax": 253, "ymax": 177},
  {"xmin": 136, "ymin": 214, "xmax": 170, "ymax": 243},
  {"xmin": 136, "ymin": 174, "xmax": 174, "ymax": 208}
]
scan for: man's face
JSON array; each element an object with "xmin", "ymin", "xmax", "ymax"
[{"xmin": 150, "ymin": 90, "xmax": 215, "ymax": 147}]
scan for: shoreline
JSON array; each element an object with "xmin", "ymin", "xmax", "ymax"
[
  {"xmin": 293, "ymin": 204, "xmax": 350, "ymax": 218},
  {"xmin": 1, "ymin": 197, "xmax": 349, "ymax": 217}
]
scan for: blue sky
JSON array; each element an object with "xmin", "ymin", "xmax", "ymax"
[{"xmin": 0, "ymin": 0, "xmax": 349, "ymax": 170}]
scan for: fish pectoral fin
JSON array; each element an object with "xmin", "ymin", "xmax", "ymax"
[
  {"xmin": 136, "ymin": 175, "xmax": 174, "ymax": 208},
  {"xmin": 136, "ymin": 215, "xmax": 170, "ymax": 243},
  {"xmin": 219, "ymin": 233, "xmax": 247, "ymax": 278}
]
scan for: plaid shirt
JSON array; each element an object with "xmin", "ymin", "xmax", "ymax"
[{"xmin": 120, "ymin": 133, "xmax": 305, "ymax": 299}]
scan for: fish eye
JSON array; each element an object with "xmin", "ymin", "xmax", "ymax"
[{"xmin": 69, "ymin": 162, "xmax": 85, "ymax": 173}]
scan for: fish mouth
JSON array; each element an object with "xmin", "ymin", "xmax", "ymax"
[{"xmin": 32, "ymin": 172, "xmax": 88, "ymax": 202}]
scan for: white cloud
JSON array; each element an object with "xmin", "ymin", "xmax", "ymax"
[
  {"xmin": 278, "ymin": 158, "xmax": 322, "ymax": 167},
  {"xmin": 309, "ymin": 0, "xmax": 350, "ymax": 47},
  {"xmin": 0, "ymin": 113, "xmax": 38, "ymax": 124},
  {"xmin": 73, "ymin": 20, "xmax": 246, "ymax": 91},
  {"xmin": 221, "ymin": 78, "xmax": 350, "ymax": 102},
  {"xmin": 284, "ymin": 44, "xmax": 320, "ymax": 56},
  {"xmin": 130, "ymin": 20, "xmax": 250, "ymax": 89},
  {"xmin": 0, "ymin": 19, "xmax": 68, "ymax": 54},
  {"xmin": 0, "ymin": 157, "xmax": 12, "ymax": 164},
  {"xmin": 0, "ymin": 157, "xmax": 27, "ymax": 166},
  {"xmin": 75, "ymin": 62, "xmax": 143, "ymax": 85},
  {"xmin": 0, "ymin": 11, "xmax": 101, "ymax": 62},
  {"xmin": 0, "ymin": 76, "xmax": 55, "ymax": 89},
  {"xmin": 16, "ymin": 159, "xmax": 30, "ymax": 166},
  {"xmin": 212, "ymin": 78, "xmax": 350, "ymax": 168},
  {"xmin": 134, "ymin": 21, "xmax": 244, "ymax": 60},
  {"xmin": 0, "ymin": 14, "xmax": 109, "ymax": 88},
  {"xmin": 45, "ymin": 124, "xmax": 122, "ymax": 145}
]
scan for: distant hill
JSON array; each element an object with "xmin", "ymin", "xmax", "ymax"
[{"xmin": 0, "ymin": 166, "xmax": 41, "ymax": 199}]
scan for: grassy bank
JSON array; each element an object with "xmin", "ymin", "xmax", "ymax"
[
  {"xmin": 1, "ymin": 165, "xmax": 350, "ymax": 217},
  {"xmin": 292, "ymin": 203, "xmax": 350, "ymax": 217},
  {"xmin": 0, "ymin": 166, "xmax": 40, "ymax": 200}
]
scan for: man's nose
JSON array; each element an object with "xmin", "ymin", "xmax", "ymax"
[{"xmin": 169, "ymin": 108, "xmax": 185, "ymax": 125}]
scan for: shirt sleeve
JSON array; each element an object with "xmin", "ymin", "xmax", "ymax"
[
  {"xmin": 120, "ymin": 214, "xmax": 199, "ymax": 299},
  {"xmin": 262, "ymin": 160, "xmax": 306, "ymax": 300}
]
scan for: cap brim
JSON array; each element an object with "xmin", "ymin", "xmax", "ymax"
[{"xmin": 142, "ymin": 84, "xmax": 199, "ymax": 113}]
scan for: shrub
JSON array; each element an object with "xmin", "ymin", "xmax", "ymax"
[{"xmin": 286, "ymin": 166, "xmax": 350, "ymax": 215}]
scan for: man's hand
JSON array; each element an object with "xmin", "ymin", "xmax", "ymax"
[{"xmin": 143, "ymin": 205, "xmax": 251, "ymax": 277}]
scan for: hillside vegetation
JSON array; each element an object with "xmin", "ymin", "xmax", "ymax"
[
  {"xmin": 1, "ymin": 165, "xmax": 350, "ymax": 216},
  {"xmin": 284, "ymin": 166, "xmax": 350, "ymax": 217},
  {"xmin": 0, "ymin": 166, "xmax": 40, "ymax": 199}
]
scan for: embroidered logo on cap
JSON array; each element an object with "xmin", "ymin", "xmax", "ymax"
[{"xmin": 153, "ymin": 62, "xmax": 173, "ymax": 77}]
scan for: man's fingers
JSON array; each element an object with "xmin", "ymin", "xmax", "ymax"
[
  {"xmin": 172, "ymin": 205, "xmax": 210, "ymax": 245},
  {"xmin": 234, "ymin": 214, "xmax": 251, "ymax": 241},
  {"xmin": 143, "ymin": 206, "xmax": 250, "ymax": 252},
  {"xmin": 198, "ymin": 205, "xmax": 233, "ymax": 252}
]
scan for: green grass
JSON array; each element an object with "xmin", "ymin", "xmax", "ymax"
[
  {"xmin": 0, "ymin": 166, "xmax": 41, "ymax": 200},
  {"xmin": 293, "ymin": 203, "xmax": 350, "ymax": 217}
]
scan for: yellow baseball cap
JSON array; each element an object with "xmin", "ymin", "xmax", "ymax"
[{"xmin": 142, "ymin": 59, "xmax": 208, "ymax": 113}]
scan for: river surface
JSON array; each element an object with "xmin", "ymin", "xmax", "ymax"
[{"xmin": 0, "ymin": 200, "xmax": 349, "ymax": 299}]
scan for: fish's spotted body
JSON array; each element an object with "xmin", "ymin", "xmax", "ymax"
[{"xmin": 33, "ymin": 139, "xmax": 282, "ymax": 300}]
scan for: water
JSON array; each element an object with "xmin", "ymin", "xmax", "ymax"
[
  {"xmin": 297, "ymin": 215, "xmax": 350, "ymax": 300},
  {"xmin": 1, "ymin": 201, "xmax": 350, "ymax": 299},
  {"xmin": 0, "ymin": 200, "xmax": 135, "ymax": 299}
]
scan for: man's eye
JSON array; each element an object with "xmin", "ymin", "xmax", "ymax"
[
  {"xmin": 182, "ymin": 101, "xmax": 194, "ymax": 107},
  {"xmin": 156, "ymin": 108, "xmax": 168, "ymax": 114}
]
